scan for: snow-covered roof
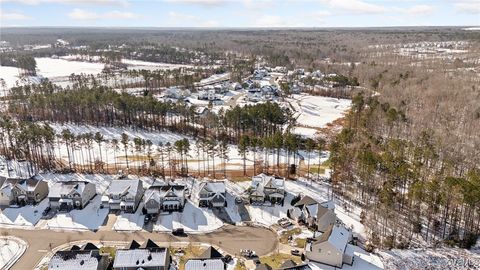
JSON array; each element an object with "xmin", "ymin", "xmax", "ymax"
[
  {"xmin": 106, "ymin": 179, "xmax": 141, "ymax": 197},
  {"xmin": 313, "ymin": 224, "xmax": 351, "ymax": 253},
  {"xmin": 185, "ymin": 259, "xmax": 224, "ymax": 270},
  {"xmin": 199, "ymin": 181, "xmax": 226, "ymax": 194},
  {"xmin": 48, "ymin": 250, "xmax": 102, "ymax": 270},
  {"xmin": 114, "ymin": 247, "xmax": 168, "ymax": 268},
  {"xmin": 49, "ymin": 181, "xmax": 93, "ymax": 198}
]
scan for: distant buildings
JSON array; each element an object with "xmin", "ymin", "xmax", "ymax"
[
  {"xmin": 0, "ymin": 176, "xmax": 48, "ymax": 206},
  {"xmin": 102, "ymin": 179, "xmax": 144, "ymax": 213}
]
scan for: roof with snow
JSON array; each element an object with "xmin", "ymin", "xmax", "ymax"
[
  {"xmin": 185, "ymin": 259, "xmax": 225, "ymax": 270},
  {"xmin": 312, "ymin": 224, "xmax": 351, "ymax": 253},
  {"xmin": 113, "ymin": 240, "xmax": 168, "ymax": 268},
  {"xmin": 49, "ymin": 181, "xmax": 93, "ymax": 198},
  {"xmin": 199, "ymin": 181, "xmax": 226, "ymax": 194},
  {"xmin": 105, "ymin": 179, "xmax": 141, "ymax": 197},
  {"xmin": 48, "ymin": 250, "xmax": 104, "ymax": 270}
]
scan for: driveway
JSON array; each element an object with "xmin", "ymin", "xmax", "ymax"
[{"xmin": 5, "ymin": 224, "xmax": 278, "ymax": 270}]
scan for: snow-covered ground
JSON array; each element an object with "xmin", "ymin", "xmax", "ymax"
[
  {"xmin": 112, "ymin": 203, "xmax": 145, "ymax": 231},
  {"xmin": 35, "ymin": 57, "xmax": 104, "ymax": 79},
  {"xmin": 43, "ymin": 196, "xmax": 108, "ymax": 231},
  {"xmin": 46, "ymin": 123, "xmax": 329, "ymax": 172},
  {"xmin": 153, "ymin": 201, "xmax": 224, "ymax": 233},
  {"xmin": 121, "ymin": 59, "xmax": 192, "ymax": 71},
  {"xmin": 290, "ymin": 94, "xmax": 351, "ymax": 130},
  {"xmin": 0, "ymin": 237, "xmax": 27, "ymax": 270},
  {"xmin": 378, "ymin": 248, "xmax": 480, "ymax": 270},
  {"xmin": 0, "ymin": 200, "xmax": 48, "ymax": 228}
]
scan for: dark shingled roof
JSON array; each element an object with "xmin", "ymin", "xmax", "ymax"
[
  {"xmin": 200, "ymin": 246, "xmax": 223, "ymax": 259},
  {"xmin": 280, "ymin": 260, "xmax": 297, "ymax": 269},
  {"xmin": 294, "ymin": 196, "xmax": 317, "ymax": 207},
  {"xmin": 141, "ymin": 239, "xmax": 159, "ymax": 249},
  {"xmin": 82, "ymin": 243, "xmax": 99, "ymax": 251},
  {"xmin": 128, "ymin": 240, "xmax": 141, "ymax": 250}
]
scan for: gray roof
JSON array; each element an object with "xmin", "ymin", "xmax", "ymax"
[
  {"xmin": 106, "ymin": 179, "xmax": 141, "ymax": 197},
  {"xmin": 199, "ymin": 181, "xmax": 226, "ymax": 194},
  {"xmin": 113, "ymin": 247, "xmax": 168, "ymax": 268},
  {"xmin": 49, "ymin": 181, "xmax": 92, "ymax": 198},
  {"xmin": 185, "ymin": 259, "xmax": 224, "ymax": 270}
]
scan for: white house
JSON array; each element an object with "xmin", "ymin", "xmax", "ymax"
[
  {"xmin": 143, "ymin": 183, "xmax": 186, "ymax": 214},
  {"xmin": 48, "ymin": 181, "xmax": 96, "ymax": 211},
  {"xmin": 102, "ymin": 179, "xmax": 144, "ymax": 213},
  {"xmin": 289, "ymin": 196, "xmax": 337, "ymax": 232},
  {"xmin": 305, "ymin": 224, "xmax": 354, "ymax": 268},
  {"xmin": 249, "ymin": 174, "xmax": 285, "ymax": 205},
  {"xmin": 197, "ymin": 181, "xmax": 226, "ymax": 208}
]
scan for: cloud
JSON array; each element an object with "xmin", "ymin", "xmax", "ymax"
[
  {"xmin": 68, "ymin": 8, "xmax": 140, "ymax": 20},
  {"xmin": 0, "ymin": 11, "xmax": 32, "ymax": 20},
  {"xmin": 403, "ymin": 4, "xmax": 435, "ymax": 15},
  {"xmin": 454, "ymin": 0, "xmax": 480, "ymax": 14},
  {"xmin": 168, "ymin": 11, "xmax": 219, "ymax": 27},
  {"xmin": 165, "ymin": 0, "xmax": 225, "ymax": 6},
  {"xmin": 320, "ymin": 0, "xmax": 388, "ymax": 14},
  {"xmin": 0, "ymin": 0, "xmax": 129, "ymax": 7}
]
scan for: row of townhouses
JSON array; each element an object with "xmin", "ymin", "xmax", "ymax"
[{"xmin": 48, "ymin": 239, "xmax": 228, "ymax": 270}]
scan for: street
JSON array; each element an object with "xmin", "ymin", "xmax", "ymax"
[{"xmin": 3, "ymin": 224, "xmax": 278, "ymax": 270}]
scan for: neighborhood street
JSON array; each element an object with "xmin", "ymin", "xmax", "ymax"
[{"xmin": 4, "ymin": 225, "xmax": 278, "ymax": 270}]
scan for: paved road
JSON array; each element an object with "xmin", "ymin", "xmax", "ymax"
[{"xmin": 5, "ymin": 225, "xmax": 278, "ymax": 270}]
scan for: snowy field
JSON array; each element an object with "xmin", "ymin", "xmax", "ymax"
[
  {"xmin": 121, "ymin": 59, "xmax": 192, "ymax": 71},
  {"xmin": 0, "ymin": 237, "xmax": 27, "ymax": 270},
  {"xmin": 378, "ymin": 248, "xmax": 480, "ymax": 270},
  {"xmin": 112, "ymin": 203, "xmax": 145, "ymax": 231},
  {"xmin": 35, "ymin": 57, "xmax": 105, "ymax": 79},
  {"xmin": 290, "ymin": 94, "xmax": 351, "ymax": 130}
]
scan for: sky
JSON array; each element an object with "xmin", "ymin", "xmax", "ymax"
[{"xmin": 0, "ymin": 0, "xmax": 479, "ymax": 28}]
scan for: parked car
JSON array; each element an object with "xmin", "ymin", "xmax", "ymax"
[
  {"xmin": 222, "ymin": 255, "xmax": 233, "ymax": 263},
  {"xmin": 172, "ymin": 228, "xmax": 185, "ymax": 236},
  {"xmin": 235, "ymin": 197, "xmax": 243, "ymax": 204},
  {"xmin": 290, "ymin": 249, "xmax": 301, "ymax": 256},
  {"xmin": 277, "ymin": 218, "xmax": 292, "ymax": 228},
  {"xmin": 240, "ymin": 249, "xmax": 256, "ymax": 258},
  {"xmin": 144, "ymin": 214, "xmax": 151, "ymax": 223},
  {"xmin": 42, "ymin": 207, "xmax": 51, "ymax": 216}
]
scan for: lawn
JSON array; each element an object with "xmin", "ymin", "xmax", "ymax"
[
  {"xmin": 259, "ymin": 253, "xmax": 303, "ymax": 269},
  {"xmin": 279, "ymin": 228, "xmax": 302, "ymax": 244},
  {"xmin": 172, "ymin": 244, "xmax": 206, "ymax": 270}
]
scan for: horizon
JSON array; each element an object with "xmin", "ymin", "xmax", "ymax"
[{"xmin": 1, "ymin": 0, "xmax": 479, "ymax": 28}]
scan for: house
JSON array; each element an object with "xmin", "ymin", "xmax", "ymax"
[
  {"xmin": 278, "ymin": 260, "xmax": 310, "ymax": 270},
  {"xmin": 288, "ymin": 196, "xmax": 336, "ymax": 232},
  {"xmin": 113, "ymin": 239, "xmax": 170, "ymax": 270},
  {"xmin": 102, "ymin": 179, "xmax": 144, "ymax": 213},
  {"xmin": 48, "ymin": 242, "xmax": 109, "ymax": 270},
  {"xmin": 305, "ymin": 224, "xmax": 354, "ymax": 268},
  {"xmin": 249, "ymin": 174, "xmax": 285, "ymax": 205},
  {"xmin": 197, "ymin": 181, "xmax": 226, "ymax": 208},
  {"xmin": 143, "ymin": 183, "xmax": 186, "ymax": 214},
  {"xmin": 48, "ymin": 181, "xmax": 96, "ymax": 211},
  {"xmin": 185, "ymin": 246, "xmax": 225, "ymax": 270},
  {"xmin": 0, "ymin": 176, "xmax": 48, "ymax": 206}
]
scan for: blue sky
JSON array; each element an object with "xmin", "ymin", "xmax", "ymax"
[{"xmin": 0, "ymin": 0, "xmax": 479, "ymax": 28}]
